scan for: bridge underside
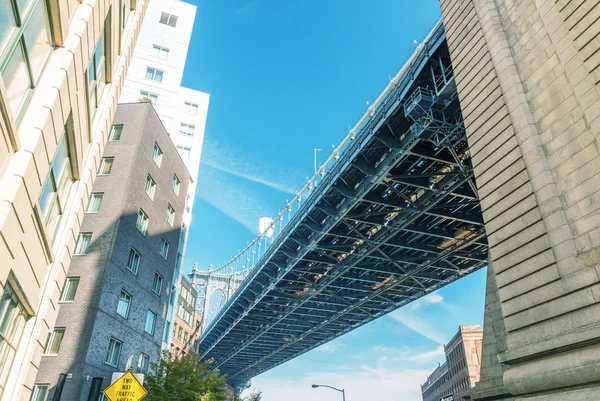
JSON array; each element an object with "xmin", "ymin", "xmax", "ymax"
[{"xmin": 200, "ymin": 26, "xmax": 487, "ymax": 388}]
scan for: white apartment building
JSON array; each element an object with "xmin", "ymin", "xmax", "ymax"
[
  {"xmin": 0, "ymin": 1, "xmax": 148, "ymax": 400},
  {"xmin": 119, "ymin": 0, "xmax": 209, "ymax": 348}
]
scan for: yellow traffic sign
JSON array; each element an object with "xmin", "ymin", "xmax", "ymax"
[{"xmin": 103, "ymin": 370, "xmax": 148, "ymax": 401}]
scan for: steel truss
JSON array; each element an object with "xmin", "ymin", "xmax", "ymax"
[{"xmin": 199, "ymin": 23, "xmax": 487, "ymax": 389}]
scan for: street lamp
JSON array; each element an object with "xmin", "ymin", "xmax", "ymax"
[
  {"xmin": 311, "ymin": 384, "xmax": 346, "ymax": 401},
  {"xmin": 314, "ymin": 148, "xmax": 322, "ymax": 175}
]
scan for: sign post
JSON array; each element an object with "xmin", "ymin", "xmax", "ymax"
[{"xmin": 102, "ymin": 370, "xmax": 147, "ymax": 401}]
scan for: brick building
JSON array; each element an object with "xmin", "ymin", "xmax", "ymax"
[
  {"xmin": 33, "ymin": 102, "xmax": 191, "ymax": 401},
  {"xmin": 421, "ymin": 325, "xmax": 483, "ymax": 401},
  {"xmin": 171, "ymin": 277, "xmax": 201, "ymax": 357}
]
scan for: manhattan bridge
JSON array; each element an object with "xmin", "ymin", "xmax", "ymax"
[{"xmin": 193, "ymin": 21, "xmax": 488, "ymax": 388}]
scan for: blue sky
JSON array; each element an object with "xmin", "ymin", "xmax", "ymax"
[{"xmin": 179, "ymin": 1, "xmax": 488, "ymax": 400}]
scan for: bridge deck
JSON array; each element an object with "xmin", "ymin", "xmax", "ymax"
[{"xmin": 199, "ymin": 24, "xmax": 488, "ymax": 387}]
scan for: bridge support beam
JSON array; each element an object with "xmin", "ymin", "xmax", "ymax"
[{"xmin": 440, "ymin": 0, "xmax": 600, "ymax": 399}]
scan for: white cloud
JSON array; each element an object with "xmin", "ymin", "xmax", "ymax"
[
  {"xmin": 405, "ymin": 346, "xmax": 445, "ymax": 363},
  {"xmin": 388, "ymin": 310, "xmax": 447, "ymax": 345},
  {"xmin": 246, "ymin": 367, "xmax": 430, "ymax": 401},
  {"xmin": 315, "ymin": 343, "xmax": 345, "ymax": 353},
  {"xmin": 201, "ymin": 139, "xmax": 304, "ymax": 195},
  {"xmin": 423, "ymin": 292, "xmax": 443, "ymax": 304}
]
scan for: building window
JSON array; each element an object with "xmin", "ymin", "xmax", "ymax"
[
  {"xmin": 140, "ymin": 90, "xmax": 158, "ymax": 105},
  {"xmin": 136, "ymin": 209, "xmax": 149, "ymax": 235},
  {"xmin": 152, "ymin": 44, "xmax": 169, "ymax": 60},
  {"xmin": 98, "ymin": 157, "xmax": 114, "ymax": 175},
  {"xmin": 172, "ymin": 174, "xmax": 181, "ymax": 196},
  {"xmin": 179, "ymin": 123, "xmax": 195, "ymax": 136},
  {"xmin": 74, "ymin": 233, "xmax": 92, "ymax": 255},
  {"xmin": 163, "ymin": 322, "xmax": 171, "ymax": 342},
  {"xmin": 117, "ymin": 290, "xmax": 131, "ymax": 318},
  {"xmin": 152, "ymin": 143, "xmax": 163, "ymax": 167},
  {"xmin": 0, "ymin": 0, "xmax": 52, "ymax": 121},
  {"xmin": 38, "ymin": 132, "xmax": 74, "ymax": 244},
  {"xmin": 185, "ymin": 195, "xmax": 191, "ymax": 213},
  {"xmin": 145, "ymin": 67, "xmax": 164, "ymax": 82},
  {"xmin": 176, "ymin": 145, "xmax": 191, "ymax": 160},
  {"xmin": 184, "ymin": 102, "xmax": 198, "ymax": 115},
  {"xmin": 105, "ymin": 338, "xmax": 122, "ymax": 367},
  {"xmin": 138, "ymin": 354, "xmax": 150, "ymax": 374},
  {"xmin": 29, "ymin": 384, "xmax": 49, "ymax": 401},
  {"xmin": 109, "ymin": 125, "xmax": 123, "ymax": 141},
  {"xmin": 127, "ymin": 248, "xmax": 141, "ymax": 274},
  {"xmin": 59, "ymin": 277, "xmax": 79, "ymax": 303},
  {"xmin": 152, "ymin": 272, "xmax": 163, "ymax": 295},
  {"xmin": 43, "ymin": 328, "xmax": 65, "ymax": 355},
  {"xmin": 0, "ymin": 283, "xmax": 28, "ymax": 394},
  {"xmin": 183, "ymin": 332, "xmax": 188, "ymax": 343},
  {"xmin": 145, "ymin": 175, "xmax": 156, "ymax": 200},
  {"xmin": 121, "ymin": 0, "xmax": 131, "ymax": 32},
  {"xmin": 159, "ymin": 12, "xmax": 178, "ymax": 27},
  {"xmin": 166, "ymin": 204, "xmax": 175, "ymax": 226},
  {"xmin": 88, "ymin": 29, "xmax": 107, "ymax": 118},
  {"xmin": 159, "ymin": 237, "xmax": 169, "ymax": 259},
  {"xmin": 177, "ymin": 326, "xmax": 182, "ymax": 341},
  {"xmin": 145, "ymin": 311, "xmax": 156, "ymax": 335},
  {"xmin": 86, "ymin": 193, "xmax": 103, "ymax": 213}
]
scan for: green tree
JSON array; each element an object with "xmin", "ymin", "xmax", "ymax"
[
  {"xmin": 232, "ymin": 389, "xmax": 263, "ymax": 401},
  {"xmin": 144, "ymin": 351, "xmax": 227, "ymax": 401}
]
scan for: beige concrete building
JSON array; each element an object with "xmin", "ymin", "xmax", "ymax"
[
  {"xmin": 0, "ymin": 1, "xmax": 147, "ymax": 400},
  {"xmin": 421, "ymin": 325, "xmax": 483, "ymax": 401}
]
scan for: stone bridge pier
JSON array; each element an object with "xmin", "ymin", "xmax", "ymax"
[{"xmin": 439, "ymin": 0, "xmax": 600, "ymax": 399}]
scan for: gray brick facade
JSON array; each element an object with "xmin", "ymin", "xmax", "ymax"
[{"xmin": 34, "ymin": 103, "xmax": 191, "ymax": 401}]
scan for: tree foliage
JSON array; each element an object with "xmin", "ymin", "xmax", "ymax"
[
  {"xmin": 232, "ymin": 389, "xmax": 263, "ymax": 401},
  {"xmin": 144, "ymin": 351, "xmax": 227, "ymax": 401}
]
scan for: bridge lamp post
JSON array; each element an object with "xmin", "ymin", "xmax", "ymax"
[
  {"xmin": 311, "ymin": 384, "xmax": 346, "ymax": 401},
  {"xmin": 314, "ymin": 148, "xmax": 322, "ymax": 175}
]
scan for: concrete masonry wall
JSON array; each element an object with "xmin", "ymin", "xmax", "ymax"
[{"xmin": 439, "ymin": 0, "xmax": 600, "ymax": 398}]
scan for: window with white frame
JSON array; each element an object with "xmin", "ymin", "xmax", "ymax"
[
  {"xmin": 59, "ymin": 277, "xmax": 79, "ymax": 302},
  {"xmin": 86, "ymin": 193, "xmax": 103, "ymax": 213},
  {"xmin": 184, "ymin": 102, "xmax": 198, "ymax": 115},
  {"xmin": 0, "ymin": 283, "xmax": 29, "ymax": 394},
  {"xmin": 145, "ymin": 175, "xmax": 156, "ymax": 200},
  {"xmin": 176, "ymin": 145, "xmax": 192, "ymax": 159},
  {"xmin": 0, "ymin": 0, "xmax": 53, "ymax": 122},
  {"xmin": 145, "ymin": 67, "xmax": 164, "ymax": 82},
  {"xmin": 98, "ymin": 157, "xmax": 114, "ymax": 175},
  {"xmin": 159, "ymin": 12, "xmax": 178, "ymax": 27},
  {"xmin": 152, "ymin": 143, "xmax": 163, "ymax": 167},
  {"xmin": 145, "ymin": 311, "xmax": 156, "ymax": 335},
  {"xmin": 44, "ymin": 328, "xmax": 65, "ymax": 355},
  {"xmin": 38, "ymin": 131, "xmax": 74, "ymax": 244},
  {"xmin": 117, "ymin": 290, "xmax": 131, "ymax": 318},
  {"xmin": 30, "ymin": 384, "xmax": 49, "ymax": 401},
  {"xmin": 138, "ymin": 353, "xmax": 150, "ymax": 374},
  {"xmin": 127, "ymin": 248, "xmax": 141, "ymax": 274},
  {"xmin": 179, "ymin": 123, "xmax": 195, "ymax": 136},
  {"xmin": 88, "ymin": 29, "xmax": 107, "ymax": 119},
  {"xmin": 136, "ymin": 209, "xmax": 149, "ymax": 235},
  {"xmin": 152, "ymin": 44, "xmax": 169, "ymax": 60},
  {"xmin": 140, "ymin": 90, "xmax": 158, "ymax": 105},
  {"xmin": 74, "ymin": 233, "xmax": 92, "ymax": 255},
  {"xmin": 172, "ymin": 174, "xmax": 181, "ymax": 196},
  {"xmin": 159, "ymin": 237, "xmax": 169, "ymax": 259},
  {"xmin": 166, "ymin": 204, "xmax": 175, "ymax": 226},
  {"xmin": 105, "ymin": 338, "xmax": 122, "ymax": 367},
  {"xmin": 152, "ymin": 272, "xmax": 163, "ymax": 295},
  {"xmin": 109, "ymin": 125, "xmax": 123, "ymax": 141}
]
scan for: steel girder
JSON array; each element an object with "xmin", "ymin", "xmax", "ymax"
[{"xmin": 199, "ymin": 24, "xmax": 487, "ymax": 388}]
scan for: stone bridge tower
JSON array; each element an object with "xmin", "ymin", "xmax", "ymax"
[{"xmin": 439, "ymin": 0, "xmax": 600, "ymax": 399}]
